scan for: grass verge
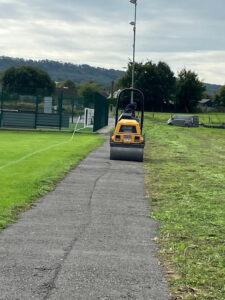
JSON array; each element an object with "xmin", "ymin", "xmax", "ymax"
[
  {"xmin": 0, "ymin": 130, "xmax": 105, "ymax": 232},
  {"xmin": 147, "ymin": 112, "xmax": 225, "ymax": 126},
  {"xmin": 143, "ymin": 113, "xmax": 225, "ymax": 299}
]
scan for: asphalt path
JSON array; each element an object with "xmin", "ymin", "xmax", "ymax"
[{"xmin": 0, "ymin": 138, "xmax": 170, "ymax": 300}]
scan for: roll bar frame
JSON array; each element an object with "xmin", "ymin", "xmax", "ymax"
[{"xmin": 115, "ymin": 88, "xmax": 144, "ymax": 132}]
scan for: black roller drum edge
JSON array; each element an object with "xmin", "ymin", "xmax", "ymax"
[{"xmin": 110, "ymin": 146, "xmax": 143, "ymax": 162}]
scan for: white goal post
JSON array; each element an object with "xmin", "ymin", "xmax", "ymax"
[{"xmin": 84, "ymin": 108, "xmax": 94, "ymax": 128}]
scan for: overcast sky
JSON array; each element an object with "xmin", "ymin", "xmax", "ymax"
[{"xmin": 0, "ymin": 0, "xmax": 225, "ymax": 84}]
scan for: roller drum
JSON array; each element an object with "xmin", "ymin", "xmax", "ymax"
[{"xmin": 110, "ymin": 145, "xmax": 143, "ymax": 162}]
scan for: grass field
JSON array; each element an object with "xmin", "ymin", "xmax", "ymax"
[
  {"xmin": 143, "ymin": 113, "xmax": 225, "ymax": 299},
  {"xmin": 67, "ymin": 122, "xmax": 93, "ymax": 133},
  {"xmin": 0, "ymin": 130, "xmax": 105, "ymax": 231},
  {"xmin": 37, "ymin": 123, "xmax": 93, "ymax": 133},
  {"xmin": 148, "ymin": 112, "xmax": 225, "ymax": 126}
]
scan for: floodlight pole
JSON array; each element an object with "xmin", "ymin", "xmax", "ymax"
[{"xmin": 130, "ymin": 0, "xmax": 137, "ymax": 104}]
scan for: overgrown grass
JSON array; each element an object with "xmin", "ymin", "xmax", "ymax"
[
  {"xmin": 0, "ymin": 130, "xmax": 105, "ymax": 231},
  {"xmin": 147, "ymin": 112, "xmax": 225, "ymax": 126},
  {"xmin": 143, "ymin": 113, "xmax": 225, "ymax": 299}
]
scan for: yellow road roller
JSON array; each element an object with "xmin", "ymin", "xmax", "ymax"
[{"xmin": 110, "ymin": 88, "xmax": 145, "ymax": 162}]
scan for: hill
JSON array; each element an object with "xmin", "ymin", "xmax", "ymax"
[
  {"xmin": 204, "ymin": 82, "xmax": 221, "ymax": 96},
  {"xmin": 0, "ymin": 56, "xmax": 124, "ymax": 86},
  {"xmin": 0, "ymin": 56, "xmax": 222, "ymax": 94}
]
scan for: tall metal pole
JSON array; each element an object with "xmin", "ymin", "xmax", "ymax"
[{"xmin": 130, "ymin": 0, "xmax": 137, "ymax": 104}]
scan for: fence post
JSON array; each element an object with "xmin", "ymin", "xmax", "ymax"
[
  {"xmin": 0, "ymin": 89, "xmax": 4, "ymax": 128},
  {"xmin": 58, "ymin": 90, "xmax": 63, "ymax": 130},
  {"xmin": 93, "ymin": 93, "xmax": 109, "ymax": 132},
  {"xmin": 34, "ymin": 95, "xmax": 39, "ymax": 129},
  {"xmin": 71, "ymin": 97, "xmax": 74, "ymax": 124},
  {"xmin": 105, "ymin": 99, "xmax": 109, "ymax": 126}
]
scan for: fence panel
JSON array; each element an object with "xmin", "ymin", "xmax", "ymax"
[
  {"xmin": 36, "ymin": 113, "xmax": 69, "ymax": 128},
  {"xmin": 0, "ymin": 90, "xmax": 70, "ymax": 129},
  {"xmin": 93, "ymin": 93, "xmax": 109, "ymax": 132},
  {"xmin": 0, "ymin": 90, "xmax": 108, "ymax": 131},
  {"xmin": 2, "ymin": 111, "xmax": 35, "ymax": 128}
]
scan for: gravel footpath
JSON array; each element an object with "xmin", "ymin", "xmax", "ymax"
[{"xmin": 0, "ymin": 134, "xmax": 170, "ymax": 299}]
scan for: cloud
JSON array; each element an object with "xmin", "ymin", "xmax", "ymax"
[
  {"xmin": 0, "ymin": 0, "xmax": 225, "ymax": 84},
  {"xmin": 138, "ymin": 51, "xmax": 225, "ymax": 85}
]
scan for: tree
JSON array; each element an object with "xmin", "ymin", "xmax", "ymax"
[
  {"xmin": 77, "ymin": 81, "xmax": 103, "ymax": 107},
  {"xmin": 57, "ymin": 80, "xmax": 77, "ymax": 100},
  {"xmin": 176, "ymin": 69, "xmax": 205, "ymax": 113},
  {"xmin": 118, "ymin": 61, "xmax": 176, "ymax": 111},
  {"xmin": 214, "ymin": 85, "xmax": 225, "ymax": 107},
  {"xmin": 0, "ymin": 72, "xmax": 3, "ymax": 91},
  {"xmin": 2, "ymin": 66, "xmax": 55, "ymax": 95},
  {"xmin": 78, "ymin": 81, "xmax": 103, "ymax": 98},
  {"xmin": 155, "ymin": 61, "xmax": 176, "ymax": 111},
  {"xmin": 202, "ymin": 90, "xmax": 212, "ymax": 100},
  {"xmin": 57, "ymin": 80, "xmax": 77, "ymax": 93}
]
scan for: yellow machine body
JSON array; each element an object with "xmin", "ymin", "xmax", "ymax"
[
  {"xmin": 110, "ymin": 119, "xmax": 145, "ymax": 162},
  {"xmin": 111, "ymin": 119, "xmax": 144, "ymax": 144},
  {"xmin": 110, "ymin": 87, "xmax": 145, "ymax": 162}
]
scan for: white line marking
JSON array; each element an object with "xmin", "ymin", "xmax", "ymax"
[
  {"xmin": 0, "ymin": 139, "xmax": 71, "ymax": 171},
  {"xmin": 0, "ymin": 119, "xmax": 88, "ymax": 171},
  {"xmin": 71, "ymin": 116, "xmax": 81, "ymax": 140}
]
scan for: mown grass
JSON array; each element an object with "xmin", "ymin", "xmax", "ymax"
[
  {"xmin": 143, "ymin": 113, "xmax": 225, "ymax": 299},
  {"xmin": 67, "ymin": 123, "xmax": 93, "ymax": 133},
  {"xmin": 0, "ymin": 130, "xmax": 105, "ymax": 231},
  {"xmin": 36, "ymin": 123, "xmax": 93, "ymax": 133}
]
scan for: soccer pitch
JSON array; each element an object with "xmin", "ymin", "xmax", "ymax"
[{"xmin": 0, "ymin": 130, "xmax": 105, "ymax": 231}]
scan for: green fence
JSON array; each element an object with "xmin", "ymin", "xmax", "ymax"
[
  {"xmin": 93, "ymin": 93, "xmax": 109, "ymax": 132},
  {"xmin": 0, "ymin": 90, "xmax": 69, "ymax": 129},
  {"xmin": 0, "ymin": 89, "xmax": 109, "ymax": 131}
]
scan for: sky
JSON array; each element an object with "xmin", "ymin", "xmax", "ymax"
[{"xmin": 0, "ymin": 0, "xmax": 225, "ymax": 84}]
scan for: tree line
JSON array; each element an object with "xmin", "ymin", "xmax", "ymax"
[
  {"xmin": 0, "ymin": 65, "xmax": 105, "ymax": 101},
  {"xmin": 118, "ymin": 61, "xmax": 225, "ymax": 112},
  {"xmin": 118, "ymin": 61, "xmax": 204, "ymax": 112},
  {"xmin": 1, "ymin": 63, "xmax": 224, "ymax": 113}
]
